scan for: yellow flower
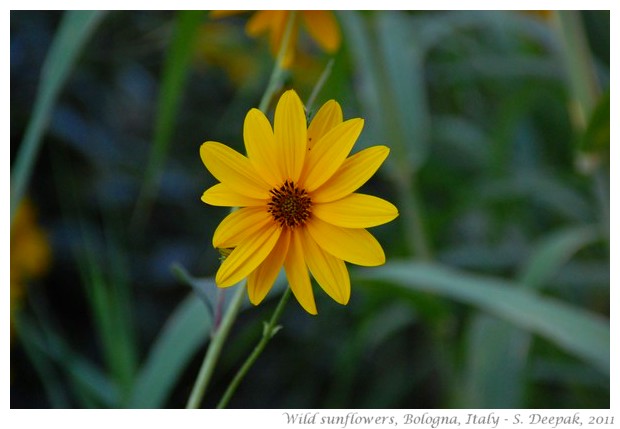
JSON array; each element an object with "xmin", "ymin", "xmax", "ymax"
[
  {"xmin": 212, "ymin": 10, "xmax": 341, "ymax": 68},
  {"xmin": 11, "ymin": 199, "xmax": 51, "ymax": 340},
  {"xmin": 200, "ymin": 90, "xmax": 398, "ymax": 314}
]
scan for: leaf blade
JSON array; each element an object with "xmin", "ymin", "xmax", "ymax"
[
  {"xmin": 11, "ymin": 10, "xmax": 105, "ymax": 222},
  {"xmin": 360, "ymin": 261, "xmax": 609, "ymax": 375}
]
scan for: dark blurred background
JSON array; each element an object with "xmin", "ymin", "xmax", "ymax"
[{"xmin": 10, "ymin": 10, "xmax": 609, "ymax": 409}]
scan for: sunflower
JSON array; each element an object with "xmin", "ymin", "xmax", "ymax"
[
  {"xmin": 11, "ymin": 199, "xmax": 51, "ymax": 340},
  {"xmin": 200, "ymin": 90, "xmax": 398, "ymax": 314},
  {"xmin": 211, "ymin": 10, "xmax": 341, "ymax": 68}
]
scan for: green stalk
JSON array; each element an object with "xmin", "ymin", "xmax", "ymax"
[
  {"xmin": 395, "ymin": 174, "xmax": 431, "ymax": 260},
  {"xmin": 258, "ymin": 11, "xmax": 297, "ymax": 112},
  {"xmin": 131, "ymin": 10, "xmax": 204, "ymax": 233},
  {"xmin": 185, "ymin": 11, "xmax": 297, "ymax": 408},
  {"xmin": 554, "ymin": 11, "xmax": 600, "ymax": 129},
  {"xmin": 11, "ymin": 11, "xmax": 104, "ymax": 223},
  {"xmin": 306, "ymin": 59, "xmax": 335, "ymax": 115},
  {"xmin": 185, "ymin": 283, "xmax": 246, "ymax": 408},
  {"xmin": 216, "ymin": 288, "xmax": 291, "ymax": 408}
]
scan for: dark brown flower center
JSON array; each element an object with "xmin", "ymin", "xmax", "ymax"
[{"xmin": 267, "ymin": 180, "xmax": 312, "ymax": 228}]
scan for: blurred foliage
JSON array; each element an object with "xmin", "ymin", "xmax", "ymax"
[{"xmin": 10, "ymin": 10, "xmax": 609, "ymax": 409}]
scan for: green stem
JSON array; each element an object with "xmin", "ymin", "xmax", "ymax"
[
  {"xmin": 184, "ymin": 14, "xmax": 297, "ymax": 407},
  {"xmin": 258, "ymin": 11, "xmax": 297, "ymax": 112},
  {"xmin": 306, "ymin": 59, "xmax": 334, "ymax": 115},
  {"xmin": 555, "ymin": 11, "xmax": 600, "ymax": 129},
  {"xmin": 131, "ymin": 11, "xmax": 204, "ymax": 235},
  {"xmin": 185, "ymin": 11, "xmax": 299, "ymax": 409},
  {"xmin": 11, "ymin": 11, "xmax": 104, "ymax": 224},
  {"xmin": 185, "ymin": 283, "xmax": 246, "ymax": 409},
  {"xmin": 216, "ymin": 288, "xmax": 291, "ymax": 409},
  {"xmin": 394, "ymin": 172, "xmax": 431, "ymax": 260}
]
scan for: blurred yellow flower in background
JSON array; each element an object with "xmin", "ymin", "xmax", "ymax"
[
  {"xmin": 200, "ymin": 90, "xmax": 398, "ymax": 314},
  {"xmin": 211, "ymin": 10, "xmax": 341, "ymax": 68},
  {"xmin": 10, "ymin": 199, "xmax": 51, "ymax": 339}
]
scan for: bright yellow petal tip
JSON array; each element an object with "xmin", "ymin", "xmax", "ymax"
[{"xmin": 200, "ymin": 90, "xmax": 397, "ymax": 314}]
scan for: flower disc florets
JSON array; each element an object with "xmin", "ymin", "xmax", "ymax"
[
  {"xmin": 200, "ymin": 89, "xmax": 399, "ymax": 314},
  {"xmin": 267, "ymin": 180, "xmax": 312, "ymax": 228}
]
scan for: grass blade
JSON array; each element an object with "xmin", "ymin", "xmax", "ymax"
[
  {"xmin": 129, "ymin": 293, "xmax": 213, "ymax": 408},
  {"xmin": 11, "ymin": 11, "xmax": 105, "ymax": 222},
  {"xmin": 15, "ymin": 314, "xmax": 119, "ymax": 407},
  {"xmin": 132, "ymin": 10, "xmax": 205, "ymax": 230},
  {"xmin": 518, "ymin": 225, "xmax": 601, "ymax": 290},
  {"xmin": 360, "ymin": 261, "xmax": 609, "ymax": 375},
  {"xmin": 460, "ymin": 315, "xmax": 530, "ymax": 408}
]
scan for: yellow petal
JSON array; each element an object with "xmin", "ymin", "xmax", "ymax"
[
  {"xmin": 200, "ymin": 142, "xmax": 270, "ymax": 199},
  {"xmin": 301, "ymin": 227, "xmax": 350, "ymax": 305},
  {"xmin": 274, "ymin": 90, "xmax": 307, "ymax": 182},
  {"xmin": 301, "ymin": 118, "xmax": 364, "ymax": 192},
  {"xmin": 306, "ymin": 218, "xmax": 385, "ymax": 266},
  {"xmin": 244, "ymin": 108, "xmax": 284, "ymax": 186},
  {"xmin": 301, "ymin": 11, "xmax": 341, "ymax": 53},
  {"xmin": 216, "ymin": 223, "xmax": 281, "ymax": 287},
  {"xmin": 210, "ymin": 10, "xmax": 245, "ymax": 19},
  {"xmin": 246, "ymin": 10, "xmax": 279, "ymax": 37},
  {"xmin": 312, "ymin": 146, "xmax": 390, "ymax": 203},
  {"xmin": 213, "ymin": 207, "xmax": 272, "ymax": 249},
  {"xmin": 307, "ymin": 100, "xmax": 342, "ymax": 150},
  {"xmin": 246, "ymin": 11, "xmax": 296, "ymax": 67},
  {"xmin": 247, "ymin": 229, "xmax": 291, "ymax": 305},
  {"xmin": 201, "ymin": 183, "xmax": 266, "ymax": 207},
  {"xmin": 284, "ymin": 231, "xmax": 317, "ymax": 315},
  {"xmin": 312, "ymin": 193, "xmax": 399, "ymax": 228}
]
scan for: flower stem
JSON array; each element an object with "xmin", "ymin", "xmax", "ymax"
[
  {"xmin": 185, "ymin": 283, "xmax": 245, "ymax": 409},
  {"xmin": 554, "ymin": 11, "xmax": 600, "ymax": 129},
  {"xmin": 185, "ymin": 12, "xmax": 298, "ymax": 409},
  {"xmin": 216, "ymin": 288, "xmax": 292, "ymax": 409},
  {"xmin": 395, "ymin": 173, "xmax": 431, "ymax": 260},
  {"xmin": 306, "ymin": 58, "xmax": 334, "ymax": 116},
  {"xmin": 258, "ymin": 11, "xmax": 297, "ymax": 112}
]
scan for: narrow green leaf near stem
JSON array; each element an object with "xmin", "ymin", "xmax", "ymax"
[
  {"xmin": 129, "ymin": 291, "xmax": 213, "ymax": 408},
  {"xmin": 258, "ymin": 11, "xmax": 297, "ymax": 112},
  {"xmin": 17, "ymin": 312, "xmax": 120, "ymax": 407},
  {"xmin": 554, "ymin": 11, "xmax": 600, "ymax": 129},
  {"xmin": 11, "ymin": 11, "xmax": 105, "ymax": 224},
  {"xmin": 132, "ymin": 10, "xmax": 204, "ymax": 233},
  {"xmin": 12, "ymin": 316, "xmax": 70, "ymax": 408},
  {"xmin": 217, "ymin": 288, "xmax": 291, "ymax": 409},
  {"xmin": 50, "ymin": 147, "xmax": 131, "ymax": 400},
  {"xmin": 306, "ymin": 59, "xmax": 334, "ymax": 116},
  {"xmin": 185, "ymin": 283, "xmax": 246, "ymax": 408},
  {"xmin": 185, "ymin": 11, "xmax": 297, "ymax": 409},
  {"xmin": 339, "ymin": 11, "xmax": 431, "ymax": 259}
]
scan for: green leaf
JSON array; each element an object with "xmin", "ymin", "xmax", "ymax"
[
  {"xmin": 73, "ymin": 217, "xmax": 136, "ymax": 401},
  {"xmin": 374, "ymin": 11, "xmax": 430, "ymax": 172},
  {"xmin": 518, "ymin": 225, "xmax": 601, "ymax": 290},
  {"xmin": 12, "ymin": 316, "xmax": 71, "ymax": 408},
  {"xmin": 11, "ymin": 10, "xmax": 105, "ymax": 222},
  {"xmin": 15, "ymin": 314, "xmax": 119, "ymax": 407},
  {"xmin": 132, "ymin": 10, "xmax": 205, "ymax": 228},
  {"xmin": 461, "ymin": 315, "xmax": 530, "ymax": 408},
  {"xmin": 360, "ymin": 261, "xmax": 609, "ymax": 375},
  {"xmin": 129, "ymin": 293, "xmax": 212, "ymax": 408},
  {"xmin": 339, "ymin": 11, "xmax": 430, "ymax": 174},
  {"xmin": 577, "ymin": 91, "xmax": 610, "ymax": 173},
  {"xmin": 460, "ymin": 226, "xmax": 601, "ymax": 408},
  {"xmin": 478, "ymin": 171, "xmax": 592, "ymax": 221}
]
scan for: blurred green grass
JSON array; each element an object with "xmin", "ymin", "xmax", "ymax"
[{"xmin": 10, "ymin": 10, "xmax": 609, "ymax": 408}]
